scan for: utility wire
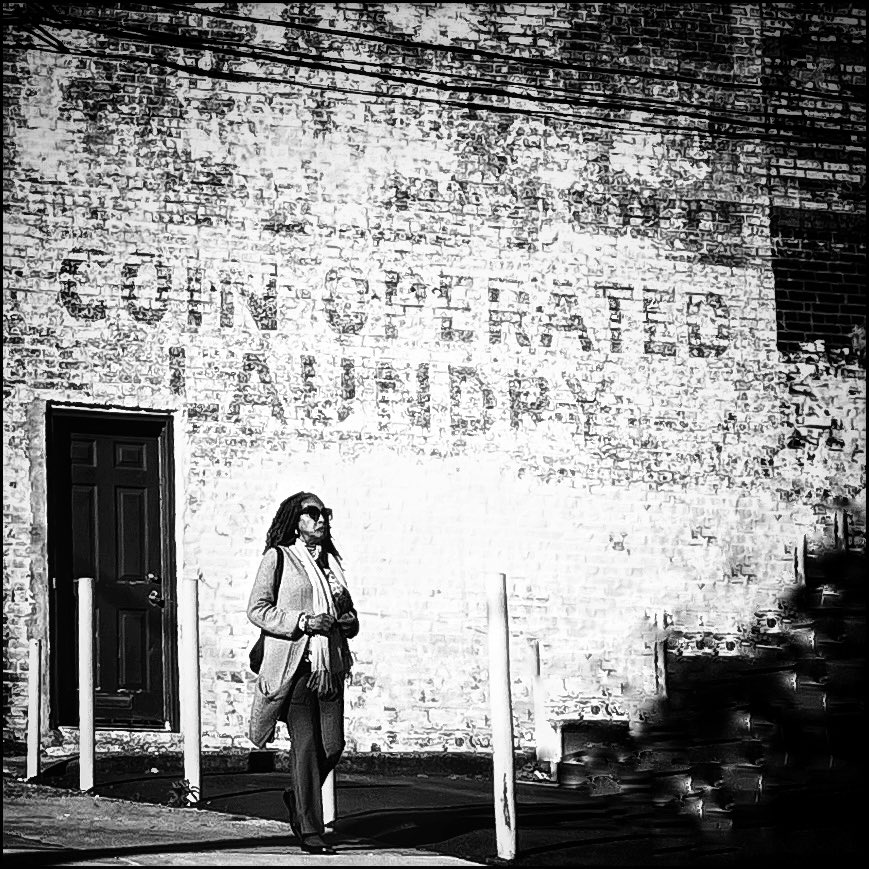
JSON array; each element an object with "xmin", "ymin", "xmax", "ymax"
[
  {"xmin": 13, "ymin": 36, "xmax": 862, "ymax": 149},
  {"xmin": 30, "ymin": 21, "xmax": 69, "ymax": 52},
  {"xmin": 8, "ymin": 5, "xmax": 864, "ymax": 145},
  {"xmin": 4, "ymin": 38, "xmax": 726, "ymax": 140},
  {"xmin": 20, "ymin": 1, "xmax": 859, "ymax": 107},
  {"xmin": 149, "ymin": 0, "xmax": 862, "ymax": 102},
  {"xmin": 37, "ymin": 3, "xmax": 852, "ymax": 131},
  {"xmin": 38, "ymin": 9, "xmax": 784, "ymax": 133},
  {"xmin": 42, "ymin": 7, "xmax": 781, "ymax": 124},
  {"xmin": 26, "ymin": 6, "xmax": 865, "ymax": 143},
  {"xmin": 18, "ymin": 3, "xmax": 868, "ymax": 120}
]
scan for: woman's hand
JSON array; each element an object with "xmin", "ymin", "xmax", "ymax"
[{"xmin": 306, "ymin": 613, "xmax": 336, "ymax": 635}]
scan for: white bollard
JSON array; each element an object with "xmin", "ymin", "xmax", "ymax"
[
  {"xmin": 322, "ymin": 769, "xmax": 336, "ymax": 830},
  {"xmin": 529, "ymin": 639, "xmax": 560, "ymax": 767},
  {"xmin": 487, "ymin": 572, "xmax": 517, "ymax": 861},
  {"xmin": 834, "ymin": 509, "xmax": 848, "ymax": 551},
  {"xmin": 76, "ymin": 577, "xmax": 95, "ymax": 792},
  {"xmin": 26, "ymin": 638, "xmax": 42, "ymax": 781},
  {"xmin": 179, "ymin": 573, "xmax": 202, "ymax": 804},
  {"xmin": 653, "ymin": 611, "xmax": 668, "ymax": 699},
  {"xmin": 795, "ymin": 535, "xmax": 806, "ymax": 586}
]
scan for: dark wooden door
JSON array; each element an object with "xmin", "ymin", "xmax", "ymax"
[{"xmin": 48, "ymin": 409, "xmax": 176, "ymax": 729}]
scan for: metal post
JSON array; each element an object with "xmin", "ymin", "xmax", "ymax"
[
  {"xmin": 179, "ymin": 573, "xmax": 202, "ymax": 804},
  {"xmin": 795, "ymin": 535, "xmax": 806, "ymax": 586},
  {"xmin": 76, "ymin": 577, "xmax": 95, "ymax": 792},
  {"xmin": 487, "ymin": 572, "xmax": 517, "ymax": 861},
  {"xmin": 26, "ymin": 639, "xmax": 42, "ymax": 781},
  {"xmin": 530, "ymin": 639, "xmax": 560, "ymax": 768},
  {"xmin": 322, "ymin": 770, "xmax": 336, "ymax": 830},
  {"xmin": 654, "ymin": 611, "xmax": 668, "ymax": 700},
  {"xmin": 834, "ymin": 509, "xmax": 848, "ymax": 552}
]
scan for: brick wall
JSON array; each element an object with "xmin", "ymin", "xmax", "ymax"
[
  {"xmin": 772, "ymin": 208, "xmax": 865, "ymax": 356},
  {"xmin": 762, "ymin": 5, "xmax": 867, "ymax": 364},
  {"xmin": 2, "ymin": 3, "xmax": 865, "ymax": 753}
]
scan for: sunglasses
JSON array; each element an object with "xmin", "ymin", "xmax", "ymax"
[{"xmin": 300, "ymin": 506, "xmax": 332, "ymax": 523}]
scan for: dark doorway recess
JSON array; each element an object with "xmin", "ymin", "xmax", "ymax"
[{"xmin": 46, "ymin": 406, "xmax": 178, "ymax": 730}]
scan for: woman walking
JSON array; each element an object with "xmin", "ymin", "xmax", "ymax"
[{"xmin": 247, "ymin": 491, "xmax": 358, "ymax": 855}]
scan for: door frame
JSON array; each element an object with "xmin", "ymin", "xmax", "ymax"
[{"xmin": 45, "ymin": 402, "xmax": 180, "ymax": 731}]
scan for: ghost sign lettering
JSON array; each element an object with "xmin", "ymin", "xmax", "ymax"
[{"xmin": 58, "ymin": 250, "xmax": 732, "ymax": 433}]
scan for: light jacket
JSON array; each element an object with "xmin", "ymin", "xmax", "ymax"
[{"xmin": 247, "ymin": 542, "xmax": 359, "ymax": 747}]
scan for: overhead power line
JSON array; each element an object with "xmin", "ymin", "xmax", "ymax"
[
  {"xmin": 13, "ymin": 36, "xmax": 862, "ymax": 149},
  {"xmin": 36, "ymin": 7, "xmax": 779, "ymax": 125},
  {"xmin": 150, "ymin": 0, "xmax": 861, "ymax": 102},
  {"xmin": 34, "ymin": 9, "xmax": 785, "ymax": 133},
  {"xmin": 37, "ymin": 3, "xmax": 859, "ymax": 135},
  {"xmin": 7, "ymin": 40, "xmax": 748, "ymax": 141},
  {"xmin": 7, "ymin": 2, "xmax": 864, "ymax": 145}
]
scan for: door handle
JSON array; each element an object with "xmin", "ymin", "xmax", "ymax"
[
  {"xmin": 148, "ymin": 589, "xmax": 166, "ymax": 608},
  {"xmin": 147, "ymin": 572, "xmax": 161, "ymax": 584}
]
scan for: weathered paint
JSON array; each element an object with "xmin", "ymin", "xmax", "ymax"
[{"xmin": 2, "ymin": 3, "xmax": 864, "ymax": 757}]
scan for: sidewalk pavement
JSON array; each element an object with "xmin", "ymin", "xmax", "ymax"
[
  {"xmin": 4, "ymin": 752, "xmax": 865, "ymax": 866},
  {"xmin": 3, "ymin": 777, "xmax": 483, "ymax": 867}
]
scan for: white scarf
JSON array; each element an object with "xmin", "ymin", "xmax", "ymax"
[{"xmin": 293, "ymin": 541, "xmax": 352, "ymax": 694}]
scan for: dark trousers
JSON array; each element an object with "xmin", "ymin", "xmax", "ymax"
[{"xmin": 280, "ymin": 661, "xmax": 345, "ymax": 836}]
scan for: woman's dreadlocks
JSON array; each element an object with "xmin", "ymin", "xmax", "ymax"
[{"xmin": 263, "ymin": 491, "xmax": 341, "ymax": 568}]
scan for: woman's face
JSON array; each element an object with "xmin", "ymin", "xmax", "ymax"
[{"xmin": 297, "ymin": 496, "xmax": 328, "ymax": 546}]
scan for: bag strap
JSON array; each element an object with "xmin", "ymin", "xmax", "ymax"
[
  {"xmin": 256, "ymin": 546, "xmax": 286, "ymax": 647},
  {"xmin": 273, "ymin": 545, "xmax": 284, "ymax": 593}
]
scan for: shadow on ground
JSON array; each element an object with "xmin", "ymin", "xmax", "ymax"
[
  {"xmin": 18, "ymin": 550, "xmax": 865, "ymax": 865},
  {"xmin": 3, "ymin": 834, "xmax": 297, "ymax": 868}
]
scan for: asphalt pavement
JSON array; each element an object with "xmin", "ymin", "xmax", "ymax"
[
  {"xmin": 2, "ymin": 774, "xmax": 482, "ymax": 867},
  {"xmin": 3, "ymin": 753, "xmax": 865, "ymax": 866}
]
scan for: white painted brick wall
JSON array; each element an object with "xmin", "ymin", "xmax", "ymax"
[{"xmin": 2, "ymin": 3, "xmax": 864, "ymax": 752}]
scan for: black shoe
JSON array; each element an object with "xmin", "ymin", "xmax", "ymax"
[
  {"xmin": 300, "ymin": 834, "xmax": 336, "ymax": 855},
  {"xmin": 281, "ymin": 789, "xmax": 302, "ymax": 841}
]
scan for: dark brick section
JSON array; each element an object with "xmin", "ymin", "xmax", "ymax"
[
  {"xmin": 763, "ymin": 5, "xmax": 865, "ymax": 193},
  {"xmin": 771, "ymin": 208, "xmax": 866, "ymax": 357},
  {"xmin": 562, "ymin": 3, "xmax": 736, "ymax": 76}
]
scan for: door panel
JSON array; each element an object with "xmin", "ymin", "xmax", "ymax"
[
  {"xmin": 118, "ymin": 608, "xmax": 148, "ymax": 690},
  {"xmin": 48, "ymin": 409, "xmax": 176, "ymax": 729},
  {"xmin": 117, "ymin": 487, "xmax": 148, "ymax": 579}
]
